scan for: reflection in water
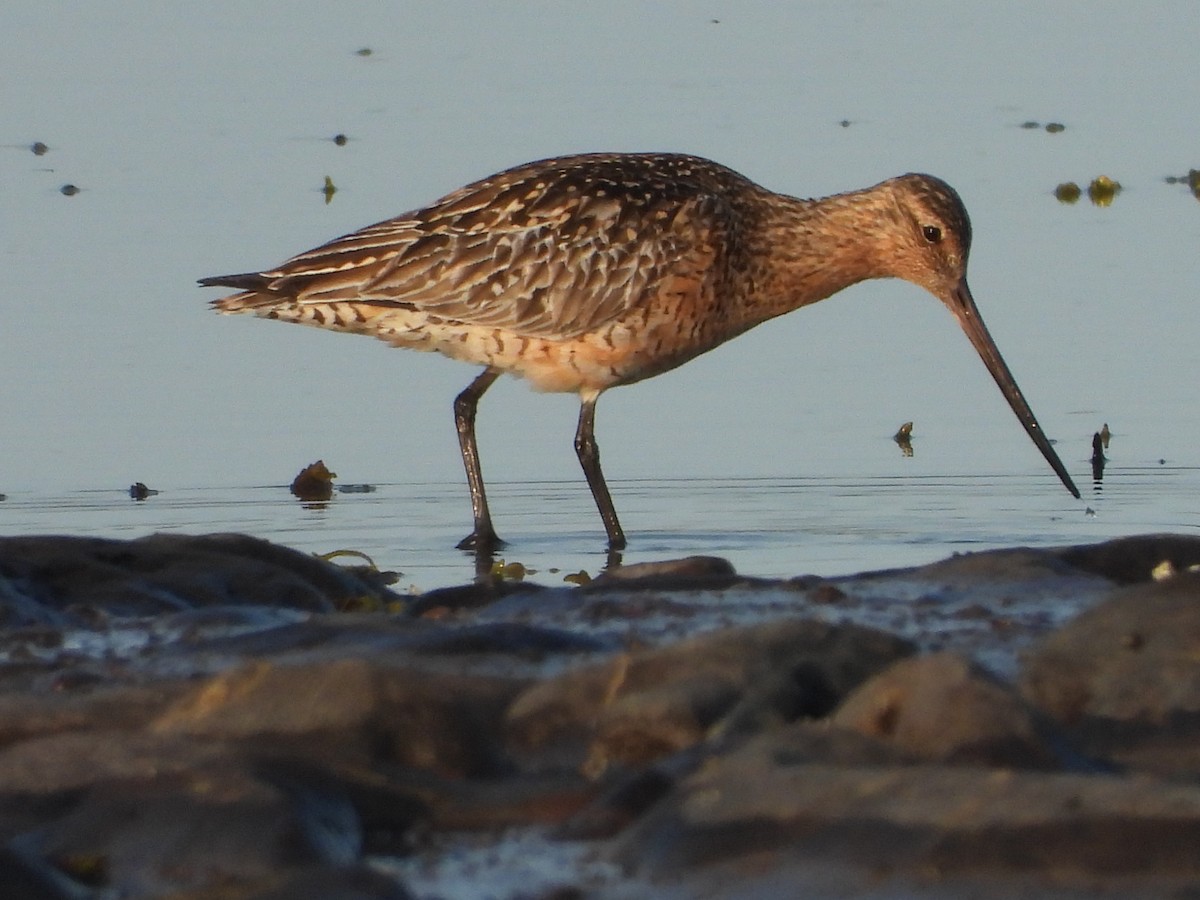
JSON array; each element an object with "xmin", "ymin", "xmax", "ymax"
[
  {"xmin": 1091, "ymin": 432, "xmax": 1107, "ymax": 485},
  {"xmin": 468, "ymin": 543, "xmax": 623, "ymax": 584}
]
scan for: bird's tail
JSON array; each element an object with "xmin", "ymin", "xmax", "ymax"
[{"xmin": 199, "ymin": 273, "xmax": 277, "ymax": 313}]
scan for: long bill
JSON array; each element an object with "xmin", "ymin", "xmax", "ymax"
[{"xmin": 949, "ymin": 279, "xmax": 1080, "ymax": 499}]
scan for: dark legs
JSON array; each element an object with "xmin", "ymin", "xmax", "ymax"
[
  {"xmin": 454, "ymin": 367, "xmax": 504, "ymax": 552},
  {"xmin": 455, "ymin": 372, "xmax": 625, "ymax": 553},
  {"xmin": 575, "ymin": 395, "xmax": 626, "ymax": 551}
]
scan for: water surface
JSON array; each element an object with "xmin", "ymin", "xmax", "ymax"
[
  {"xmin": 2, "ymin": 467, "xmax": 1193, "ymax": 592},
  {"xmin": 2, "ymin": 2, "xmax": 1197, "ymax": 588}
]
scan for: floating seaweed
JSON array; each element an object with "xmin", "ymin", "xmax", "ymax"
[
  {"xmin": 1087, "ymin": 176, "xmax": 1121, "ymax": 206},
  {"xmin": 1054, "ymin": 182, "xmax": 1082, "ymax": 204},
  {"xmin": 290, "ymin": 460, "xmax": 336, "ymax": 501}
]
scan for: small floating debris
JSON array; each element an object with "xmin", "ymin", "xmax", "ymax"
[
  {"xmin": 894, "ymin": 421, "xmax": 914, "ymax": 457},
  {"xmin": 129, "ymin": 482, "xmax": 159, "ymax": 501},
  {"xmin": 355, "ymin": 47, "xmax": 373, "ymax": 57},
  {"xmin": 336, "ymin": 483, "xmax": 377, "ymax": 494},
  {"xmin": 290, "ymin": 459, "xmax": 336, "ymax": 501},
  {"xmin": 1164, "ymin": 169, "xmax": 1200, "ymax": 200},
  {"xmin": 490, "ymin": 559, "xmax": 532, "ymax": 582},
  {"xmin": 31, "ymin": 141, "xmax": 49, "ymax": 156},
  {"xmin": 1020, "ymin": 121, "xmax": 1065, "ymax": 132},
  {"xmin": 322, "ymin": 175, "xmax": 337, "ymax": 204},
  {"xmin": 60, "ymin": 184, "xmax": 80, "ymax": 196},
  {"xmin": 333, "ymin": 133, "xmax": 348, "ymax": 146},
  {"xmin": 1087, "ymin": 176, "xmax": 1122, "ymax": 206},
  {"xmin": 1054, "ymin": 182, "xmax": 1082, "ymax": 204}
]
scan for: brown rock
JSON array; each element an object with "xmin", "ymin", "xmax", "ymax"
[
  {"xmin": 154, "ymin": 659, "xmax": 523, "ymax": 776},
  {"xmin": 1021, "ymin": 570, "xmax": 1200, "ymax": 775},
  {"xmin": 1022, "ymin": 571, "xmax": 1200, "ymax": 725},
  {"xmin": 832, "ymin": 652, "xmax": 1058, "ymax": 768},
  {"xmin": 506, "ymin": 619, "xmax": 913, "ymax": 772},
  {"xmin": 0, "ymin": 681, "xmax": 189, "ymax": 750},
  {"xmin": 587, "ymin": 556, "xmax": 740, "ymax": 589},
  {"xmin": 613, "ymin": 757, "xmax": 1200, "ymax": 894},
  {"xmin": 32, "ymin": 766, "xmax": 361, "ymax": 897},
  {"xmin": 0, "ymin": 729, "xmax": 227, "ymax": 797}
]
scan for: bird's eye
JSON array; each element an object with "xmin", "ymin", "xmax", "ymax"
[{"xmin": 922, "ymin": 225, "xmax": 942, "ymax": 244}]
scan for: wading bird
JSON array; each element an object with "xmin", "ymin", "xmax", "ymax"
[{"xmin": 202, "ymin": 152, "xmax": 1079, "ymax": 552}]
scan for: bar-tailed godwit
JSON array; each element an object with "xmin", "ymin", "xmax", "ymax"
[{"xmin": 202, "ymin": 152, "xmax": 1079, "ymax": 551}]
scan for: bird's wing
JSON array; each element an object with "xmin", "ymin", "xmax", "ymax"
[{"xmin": 240, "ymin": 156, "xmax": 733, "ymax": 340}]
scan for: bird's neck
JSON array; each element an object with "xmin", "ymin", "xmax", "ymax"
[{"xmin": 743, "ymin": 184, "xmax": 897, "ymax": 320}]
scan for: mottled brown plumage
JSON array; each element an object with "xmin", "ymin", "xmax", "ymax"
[{"xmin": 202, "ymin": 152, "xmax": 1078, "ymax": 551}]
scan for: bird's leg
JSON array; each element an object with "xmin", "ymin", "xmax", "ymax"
[
  {"xmin": 454, "ymin": 367, "xmax": 505, "ymax": 552},
  {"xmin": 575, "ymin": 395, "xmax": 627, "ymax": 551}
]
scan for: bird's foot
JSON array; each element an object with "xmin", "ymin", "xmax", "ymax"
[{"xmin": 456, "ymin": 530, "xmax": 507, "ymax": 554}]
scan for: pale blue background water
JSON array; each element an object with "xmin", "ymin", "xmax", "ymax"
[{"xmin": 3, "ymin": 3, "xmax": 1198, "ymax": 590}]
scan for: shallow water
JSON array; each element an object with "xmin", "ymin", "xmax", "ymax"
[
  {"xmin": 2, "ymin": 466, "xmax": 1193, "ymax": 592},
  {"xmin": 3, "ymin": 2, "xmax": 1198, "ymax": 504}
]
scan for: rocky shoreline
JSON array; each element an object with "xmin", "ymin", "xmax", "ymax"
[{"xmin": 1, "ymin": 532, "xmax": 1200, "ymax": 898}]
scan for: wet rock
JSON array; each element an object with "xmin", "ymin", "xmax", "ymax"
[
  {"xmin": 402, "ymin": 621, "xmax": 608, "ymax": 659},
  {"xmin": 189, "ymin": 865, "xmax": 415, "ymax": 899},
  {"xmin": 408, "ymin": 578, "xmax": 546, "ymax": 616},
  {"xmin": 154, "ymin": 658, "xmax": 523, "ymax": 777},
  {"xmin": 899, "ymin": 546, "xmax": 1081, "ymax": 584},
  {"xmin": 831, "ymin": 652, "xmax": 1060, "ymax": 768},
  {"xmin": 1022, "ymin": 570, "xmax": 1200, "ymax": 725},
  {"xmin": 1021, "ymin": 569, "xmax": 1200, "ymax": 774},
  {"xmin": 0, "ymin": 844, "xmax": 90, "ymax": 900},
  {"xmin": 0, "ymin": 533, "xmax": 402, "ymax": 626},
  {"xmin": 506, "ymin": 619, "xmax": 914, "ymax": 772},
  {"xmin": 384, "ymin": 767, "xmax": 597, "ymax": 832},
  {"xmin": 0, "ymin": 680, "xmax": 190, "ymax": 749},
  {"xmin": 27, "ymin": 766, "xmax": 360, "ymax": 897},
  {"xmin": 5, "ymin": 532, "xmax": 1200, "ymax": 896},
  {"xmin": 588, "ymin": 556, "xmax": 740, "ymax": 590},
  {"xmin": 1054, "ymin": 533, "xmax": 1200, "ymax": 585},
  {"xmin": 0, "ymin": 729, "xmax": 229, "ymax": 796},
  {"xmin": 613, "ymin": 757, "xmax": 1200, "ymax": 895}
]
